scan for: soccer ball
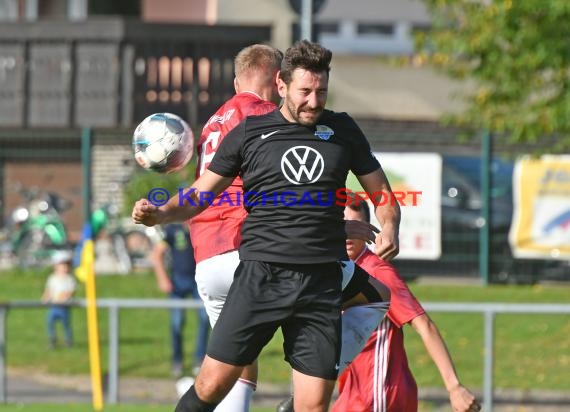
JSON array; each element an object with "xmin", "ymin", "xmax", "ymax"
[{"xmin": 132, "ymin": 113, "xmax": 194, "ymax": 174}]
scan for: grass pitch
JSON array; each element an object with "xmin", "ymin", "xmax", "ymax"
[{"xmin": 1, "ymin": 268, "xmax": 569, "ymax": 395}]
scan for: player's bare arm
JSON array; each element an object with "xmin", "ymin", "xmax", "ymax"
[
  {"xmin": 411, "ymin": 314, "xmax": 481, "ymax": 412},
  {"xmin": 132, "ymin": 170, "xmax": 234, "ymax": 227},
  {"xmin": 357, "ymin": 167, "xmax": 401, "ymax": 260}
]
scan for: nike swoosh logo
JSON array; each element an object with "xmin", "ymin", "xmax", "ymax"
[{"xmin": 260, "ymin": 130, "xmax": 281, "ymax": 139}]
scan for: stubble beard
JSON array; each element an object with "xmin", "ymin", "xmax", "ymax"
[{"xmin": 283, "ymin": 96, "xmax": 322, "ymax": 127}]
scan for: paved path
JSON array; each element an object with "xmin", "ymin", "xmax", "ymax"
[{"xmin": 4, "ymin": 369, "xmax": 570, "ymax": 411}]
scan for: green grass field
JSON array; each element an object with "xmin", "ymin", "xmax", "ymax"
[
  {"xmin": 0, "ymin": 405, "xmax": 277, "ymax": 412},
  {"xmin": 0, "ymin": 268, "xmax": 569, "ymax": 411},
  {"xmin": 0, "ymin": 405, "xmax": 178, "ymax": 412}
]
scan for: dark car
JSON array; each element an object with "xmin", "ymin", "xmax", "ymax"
[
  {"xmin": 395, "ymin": 155, "xmax": 567, "ymax": 283},
  {"xmin": 440, "ymin": 155, "xmax": 515, "ymax": 279}
]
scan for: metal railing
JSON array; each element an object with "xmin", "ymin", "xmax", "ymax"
[{"xmin": 1, "ymin": 300, "xmax": 569, "ymax": 411}]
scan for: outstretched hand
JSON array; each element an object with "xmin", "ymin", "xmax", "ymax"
[
  {"xmin": 449, "ymin": 384, "xmax": 481, "ymax": 412},
  {"xmin": 132, "ymin": 198, "xmax": 162, "ymax": 227},
  {"xmin": 344, "ymin": 219, "xmax": 379, "ymax": 244}
]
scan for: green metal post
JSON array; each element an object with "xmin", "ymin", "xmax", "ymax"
[
  {"xmin": 480, "ymin": 131, "xmax": 491, "ymax": 285},
  {"xmin": 81, "ymin": 128, "xmax": 92, "ymax": 223}
]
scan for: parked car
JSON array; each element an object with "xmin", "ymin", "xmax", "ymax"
[{"xmin": 395, "ymin": 155, "xmax": 567, "ymax": 283}]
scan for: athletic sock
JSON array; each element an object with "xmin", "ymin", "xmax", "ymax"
[
  {"xmin": 338, "ymin": 303, "xmax": 389, "ymax": 374},
  {"xmin": 175, "ymin": 384, "xmax": 218, "ymax": 412},
  {"xmin": 214, "ymin": 378, "xmax": 256, "ymax": 412}
]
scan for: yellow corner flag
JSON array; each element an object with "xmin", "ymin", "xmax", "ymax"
[{"xmin": 75, "ymin": 224, "xmax": 104, "ymax": 410}]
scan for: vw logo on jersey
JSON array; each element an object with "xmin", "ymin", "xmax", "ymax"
[
  {"xmin": 314, "ymin": 125, "xmax": 334, "ymax": 140},
  {"xmin": 281, "ymin": 146, "xmax": 325, "ymax": 185}
]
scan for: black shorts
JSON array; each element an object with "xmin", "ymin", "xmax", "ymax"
[
  {"xmin": 341, "ymin": 261, "xmax": 374, "ymax": 302},
  {"xmin": 206, "ymin": 260, "xmax": 343, "ymax": 380}
]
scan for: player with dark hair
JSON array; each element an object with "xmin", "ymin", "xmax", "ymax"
[
  {"xmin": 187, "ymin": 43, "xmax": 392, "ymax": 412},
  {"xmin": 133, "ymin": 40, "xmax": 399, "ymax": 412}
]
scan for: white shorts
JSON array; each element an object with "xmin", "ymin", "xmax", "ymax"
[
  {"xmin": 195, "ymin": 250, "xmax": 240, "ymax": 327},
  {"xmin": 195, "ymin": 251, "xmax": 356, "ymax": 328}
]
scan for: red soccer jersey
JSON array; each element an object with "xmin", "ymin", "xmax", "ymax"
[
  {"xmin": 332, "ymin": 249, "xmax": 426, "ymax": 412},
  {"xmin": 188, "ymin": 92, "xmax": 277, "ymax": 263}
]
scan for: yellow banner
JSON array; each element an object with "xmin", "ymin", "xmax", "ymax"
[{"xmin": 509, "ymin": 156, "xmax": 570, "ymax": 259}]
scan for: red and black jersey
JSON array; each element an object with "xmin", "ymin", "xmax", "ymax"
[{"xmin": 209, "ymin": 108, "xmax": 380, "ymax": 264}]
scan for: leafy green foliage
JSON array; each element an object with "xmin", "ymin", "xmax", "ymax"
[
  {"xmin": 121, "ymin": 160, "xmax": 196, "ymax": 216},
  {"xmin": 417, "ymin": 0, "xmax": 570, "ymax": 152}
]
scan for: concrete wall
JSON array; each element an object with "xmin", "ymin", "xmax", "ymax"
[
  {"xmin": 216, "ymin": 0, "xmax": 296, "ymax": 52},
  {"xmin": 142, "ymin": 0, "xmax": 216, "ymax": 24}
]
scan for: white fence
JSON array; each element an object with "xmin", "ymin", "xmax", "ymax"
[{"xmin": 1, "ymin": 300, "xmax": 570, "ymax": 411}]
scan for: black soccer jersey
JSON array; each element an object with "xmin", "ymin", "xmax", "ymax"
[{"xmin": 208, "ymin": 108, "xmax": 380, "ymax": 264}]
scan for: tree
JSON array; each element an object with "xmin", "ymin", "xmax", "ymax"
[
  {"xmin": 417, "ymin": 0, "xmax": 570, "ymax": 152},
  {"xmin": 122, "ymin": 160, "xmax": 196, "ymax": 217}
]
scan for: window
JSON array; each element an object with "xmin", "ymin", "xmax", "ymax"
[
  {"xmin": 317, "ymin": 22, "xmax": 339, "ymax": 35},
  {"xmin": 89, "ymin": 0, "xmax": 140, "ymax": 16},
  {"xmin": 0, "ymin": 0, "xmax": 18, "ymax": 20},
  {"xmin": 357, "ymin": 23, "xmax": 394, "ymax": 36}
]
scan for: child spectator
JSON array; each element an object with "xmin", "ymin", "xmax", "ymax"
[{"xmin": 42, "ymin": 250, "xmax": 76, "ymax": 349}]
